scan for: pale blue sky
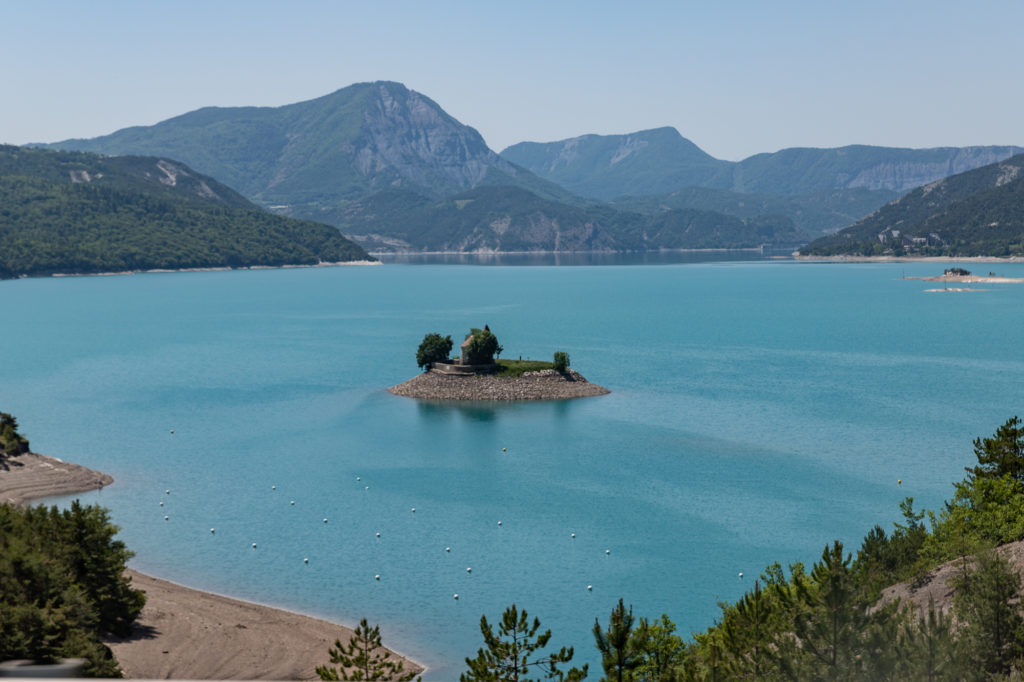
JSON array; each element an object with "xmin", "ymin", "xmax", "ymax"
[{"xmin": 2, "ymin": 0, "xmax": 1021, "ymax": 160}]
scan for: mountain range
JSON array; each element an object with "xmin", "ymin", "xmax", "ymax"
[
  {"xmin": 36, "ymin": 81, "xmax": 1024, "ymax": 255},
  {"xmin": 800, "ymin": 153, "xmax": 1024, "ymax": 257},
  {"xmin": 0, "ymin": 145, "xmax": 369, "ymax": 278}
]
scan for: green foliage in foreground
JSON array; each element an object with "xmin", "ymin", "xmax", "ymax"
[
  {"xmin": 316, "ymin": 618, "xmax": 419, "ymax": 681},
  {"xmin": 462, "ymin": 605, "xmax": 587, "ymax": 682},
  {"xmin": 459, "ymin": 417, "xmax": 1024, "ymax": 680},
  {"xmin": 0, "ymin": 411, "xmax": 29, "ymax": 456},
  {"xmin": 0, "ymin": 501, "xmax": 145, "ymax": 677},
  {"xmin": 0, "ymin": 145, "xmax": 370, "ymax": 279}
]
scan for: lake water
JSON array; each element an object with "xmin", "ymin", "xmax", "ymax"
[{"xmin": 3, "ymin": 258, "xmax": 1023, "ymax": 678}]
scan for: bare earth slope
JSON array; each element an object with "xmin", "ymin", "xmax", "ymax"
[{"xmin": 880, "ymin": 540, "xmax": 1024, "ymax": 619}]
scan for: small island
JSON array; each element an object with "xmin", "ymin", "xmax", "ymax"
[{"xmin": 388, "ymin": 326, "xmax": 610, "ymax": 401}]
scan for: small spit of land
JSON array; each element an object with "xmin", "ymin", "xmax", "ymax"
[
  {"xmin": 0, "ymin": 451, "xmax": 421, "ymax": 680},
  {"xmin": 902, "ymin": 268, "xmax": 1024, "ymax": 293},
  {"xmin": 389, "ymin": 368, "xmax": 610, "ymax": 401}
]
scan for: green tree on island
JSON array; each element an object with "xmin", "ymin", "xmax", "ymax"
[
  {"xmin": 463, "ymin": 328, "xmax": 500, "ymax": 366},
  {"xmin": 416, "ymin": 333, "xmax": 453, "ymax": 370},
  {"xmin": 462, "ymin": 604, "xmax": 587, "ymax": 681},
  {"xmin": 316, "ymin": 618, "xmax": 419, "ymax": 681},
  {"xmin": 552, "ymin": 352, "xmax": 570, "ymax": 373}
]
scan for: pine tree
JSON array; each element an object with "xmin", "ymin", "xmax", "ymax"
[
  {"xmin": 461, "ymin": 604, "xmax": 587, "ymax": 682},
  {"xmin": 952, "ymin": 550, "xmax": 1024, "ymax": 677},
  {"xmin": 316, "ymin": 618, "xmax": 419, "ymax": 681},
  {"xmin": 593, "ymin": 598, "xmax": 639, "ymax": 682}
]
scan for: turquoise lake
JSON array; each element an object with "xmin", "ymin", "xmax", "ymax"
[{"xmin": 3, "ymin": 258, "xmax": 1024, "ymax": 678}]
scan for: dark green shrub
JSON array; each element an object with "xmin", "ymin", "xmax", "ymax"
[
  {"xmin": 553, "ymin": 351, "xmax": 570, "ymax": 372},
  {"xmin": 464, "ymin": 330, "xmax": 499, "ymax": 365},
  {"xmin": 416, "ymin": 333, "xmax": 453, "ymax": 370}
]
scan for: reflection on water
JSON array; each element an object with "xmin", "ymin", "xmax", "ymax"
[
  {"xmin": 376, "ymin": 250, "xmax": 791, "ymax": 266},
  {"xmin": 415, "ymin": 397, "xmax": 573, "ymax": 422}
]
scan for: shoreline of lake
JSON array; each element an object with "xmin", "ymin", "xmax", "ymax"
[
  {"xmin": 388, "ymin": 368, "xmax": 611, "ymax": 401},
  {"xmin": 0, "ymin": 451, "xmax": 424, "ymax": 680}
]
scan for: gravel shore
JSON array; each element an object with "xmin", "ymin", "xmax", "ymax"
[{"xmin": 388, "ymin": 368, "xmax": 610, "ymax": 401}]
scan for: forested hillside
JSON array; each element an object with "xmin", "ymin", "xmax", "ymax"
[
  {"xmin": 800, "ymin": 153, "xmax": 1024, "ymax": 256},
  {"xmin": 336, "ymin": 185, "xmax": 808, "ymax": 253},
  {"xmin": 0, "ymin": 146, "xmax": 370, "ymax": 279}
]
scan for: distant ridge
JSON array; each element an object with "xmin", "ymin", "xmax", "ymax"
[
  {"xmin": 0, "ymin": 146, "xmax": 370, "ymax": 278},
  {"xmin": 502, "ymin": 132, "xmax": 1024, "ymax": 200},
  {"xmin": 799, "ymin": 153, "xmax": 1024, "ymax": 257}
]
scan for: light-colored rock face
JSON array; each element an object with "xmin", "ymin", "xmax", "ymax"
[
  {"xmin": 848, "ymin": 148, "xmax": 1024, "ymax": 193},
  {"xmin": 356, "ymin": 84, "xmax": 514, "ymax": 192}
]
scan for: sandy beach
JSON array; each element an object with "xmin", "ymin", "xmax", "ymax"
[{"xmin": 0, "ymin": 451, "xmax": 423, "ymax": 680}]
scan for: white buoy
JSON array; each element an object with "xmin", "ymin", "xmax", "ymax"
[
  {"xmin": 738, "ymin": 572, "xmax": 744, "ymax": 578},
  {"xmin": 210, "ymin": 528, "xmax": 215, "ymax": 533},
  {"xmin": 445, "ymin": 546, "xmax": 451, "ymax": 552},
  {"xmin": 304, "ymin": 558, "xmax": 309, "ymax": 564},
  {"xmin": 411, "ymin": 507, "xmax": 416, "ymax": 513},
  {"xmin": 375, "ymin": 574, "xmax": 381, "ymax": 581},
  {"xmin": 605, "ymin": 549, "xmax": 610, "ymax": 555},
  {"xmin": 165, "ymin": 489, "xmax": 170, "ymax": 495},
  {"xmin": 252, "ymin": 542, "xmax": 257, "ymax": 548},
  {"xmin": 323, "ymin": 518, "xmax": 328, "ymax": 524},
  {"xmin": 163, "ymin": 515, "xmax": 168, "ymax": 521},
  {"xmin": 453, "ymin": 593, "xmax": 459, "ymax": 600},
  {"xmin": 502, "ymin": 447, "xmax": 506, "ymax": 452},
  {"xmin": 290, "ymin": 500, "xmax": 295, "ymax": 505},
  {"xmin": 376, "ymin": 532, "xmax": 381, "ymax": 538},
  {"xmin": 169, "ymin": 430, "xmax": 174, "ymax": 434},
  {"xmin": 571, "ymin": 533, "xmax": 575, "ymax": 538},
  {"xmin": 272, "ymin": 485, "xmax": 276, "ymax": 490},
  {"xmin": 356, "ymin": 477, "xmax": 361, "ymax": 482},
  {"xmin": 365, "ymin": 486, "xmax": 369, "ymax": 491},
  {"xmin": 466, "ymin": 567, "xmax": 472, "ymax": 573},
  {"xmin": 587, "ymin": 585, "xmax": 593, "ymax": 591},
  {"xmin": 159, "ymin": 501, "xmax": 163, "ymax": 507},
  {"xmin": 497, "ymin": 521, "xmax": 502, "ymax": 526}
]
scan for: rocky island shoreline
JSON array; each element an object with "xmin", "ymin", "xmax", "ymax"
[{"xmin": 389, "ymin": 368, "xmax": 610, "ymax": 401}]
